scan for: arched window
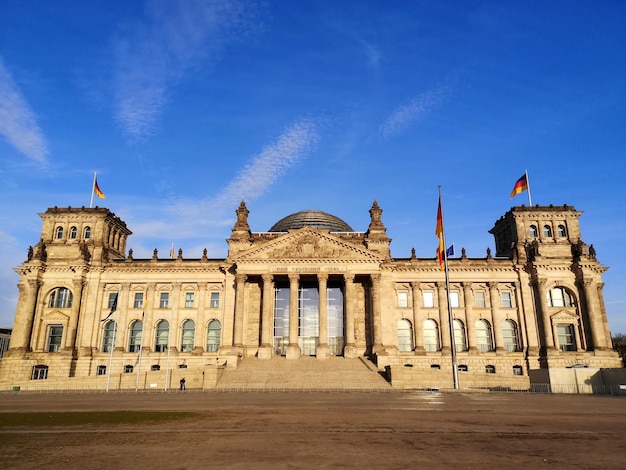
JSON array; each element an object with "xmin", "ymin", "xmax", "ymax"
[
  {"xmin": 502, "ymin": 319, "xmax": 520, "ymax": 352},
  {"xmin": 206, "ymin": 320, "xmax": 221, "ymax": 352},
  {"xmin": 423, "ymin": 319, "xmax": 440, "ymax": 352},
  {"xmin": 155, "ymin": 320, "xmax": 169, "ymax": 352},
  {"xmin": 102, "ymin": 320, "xmax": 116, "ymax": 352},
  {"xmin": 475, "ymin": 319, "xmax": 493, "ymax": 352},
  {"xmin": 453, "ymin": 319, "xmax": 467, "ymax": 352},
  {"xmin": 557, "ymin": 225, "xmax": 567, "ymax": 237},
  {"xmin": 84, "ymin": 226, "xmax": 91, "ymax": 239},
  {"xmin": 69, "ymin": 226, "xmax": 77, "ymax": 239},
  {"xmin": 129, "ymin": 320, "xmax": 143, "ymax": 352},
  {"xmin": 181, "ymin": 319, "xmax": 195, "ymax": 352},
  {"xmin": 547, "ymin": 287, "xmax": 575, "ymax": 307},
  {"xmin": 397, "ymin": 319, "xmax": 414, "ymax": 352},
  {"xmin": 47, "ymin": 287, "xmax": 73, "ymax": 308},
  {"xmin": 543, "ymin": 225, "xmax": 552, "ymax": 237},
  {"xmin": 55, "ymin": 226, "xmax": 64, "ymax": 239},
  {"xmin": 32, "ymin": 365, "xmax": 49, "ymax": 380},
  {"xmin": 529, "ymin": 225, "xmax": 538, "ymax": 238}
]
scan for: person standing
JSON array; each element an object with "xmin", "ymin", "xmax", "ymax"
[{"xmin": 179, "ymin": 377, "xmax": 186, "ymax": 391}]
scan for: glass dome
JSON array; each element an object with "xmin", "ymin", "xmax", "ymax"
[{"xmin": 269, "ymin": 209, "xmax": 354, "ymax": 232}]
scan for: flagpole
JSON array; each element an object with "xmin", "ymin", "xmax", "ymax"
[
  {"xmin": 90, "ymin": 172, "xmax": 97, "ymax": 208},
  {"xmin": 438, "ymin": 187, "xmax": 459, "ymax": 390},
  {"xmin": 525, "ymin": 170, "xmax": 533, "ymax": 206}
]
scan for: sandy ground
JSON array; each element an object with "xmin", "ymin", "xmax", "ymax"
[{"xmin": 0, "ymin": 391, "xmax": 625, "ymax": 469}]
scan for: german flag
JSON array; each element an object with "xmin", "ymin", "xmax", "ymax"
[
  {"xmin": 510, "ymin": 174, "xmax": 528, "ymax": 199},
  {"xmin": 94, "ymin": 179, "xmax": 105, "ymax": 199}
]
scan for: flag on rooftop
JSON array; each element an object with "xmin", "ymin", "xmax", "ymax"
[
  {"xmin": 510, "ymin": 173, "xmax": 529, "ymax": 199},
  {"xmin": 94, "ymin": 178, "xmax": 105, "ymax": 199},
  {"xmin": 436, "ymin": 196, "xmax": 445, "ymax": 271}
]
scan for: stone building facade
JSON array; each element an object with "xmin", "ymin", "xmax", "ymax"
[{"xmin": 0, "ymin": 201, "xmax": 621, "ymax": 391}]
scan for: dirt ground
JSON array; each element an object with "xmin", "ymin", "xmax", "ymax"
[{"xmin": 0, "ymin": 391, "xmax": 625, "ymax": 469}]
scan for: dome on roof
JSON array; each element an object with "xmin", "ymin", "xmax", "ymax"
[{"xmin": 269, "ymin": 209, "xmax": 354, "ymax": 232}]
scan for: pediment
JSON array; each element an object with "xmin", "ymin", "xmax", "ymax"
[
  {"xmin": 235, "ymin": 228, "xmax": 382, "ymax": 262},
  {"xmin": 550, "ymin": 309, "xmax": 579, "ymax": 322},
  {"xmin": 43, "ymin": 310, "xmax": 70, "ymax": 323}
]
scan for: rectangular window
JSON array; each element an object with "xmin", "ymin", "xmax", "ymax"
[
  {"xmin": 185, "ymin": 292, "xmax": 195, "ymax": 308},
  {"xmin": 397, "ymin": 291, "xmax": 408, "ymax": 308},
  {"xmin": 423, "ymin": 291, "xmax": 434, "ymax": 308},
  {"xmin": 501, "ymin": 291, "xmax": 512, "ymax": 308},
  {"xmin": 449, "ymin": 291, "xmax": 460, "ymax": 308},
  {"xmin": 97, "ymin": 365, "xmax": 107, "ymax": 376},
  {"xmin": 210, "ymin": 292, "xmax": 220, "ymax": 308},
  {"xmin": 474, "ymin": 291, "xmax": 486, "ymax": 308},
  {"xmin": 159, "ymin": 292, "xmax": 169, "ymax": 308},
  {"xmin": 134, "ymin": 292, "xmax": 144, "ymax": 309},
  {"xmin": 557, "ymin": 324, "xmax": 576, "ymax": 351},
  {"xmin": 47, "ymin": 325, "xmax": 63, "ymax": 352},
  {"xmin": 108, "ymin": 292, "xmax": 118, "ymax": 309}
]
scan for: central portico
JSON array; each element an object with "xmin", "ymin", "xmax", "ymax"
[{"xmin": 225, "ymin": 202, "xmax": 390, "ymax": 360}]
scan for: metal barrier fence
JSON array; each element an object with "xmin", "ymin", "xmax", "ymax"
[{"xmin": 1, "ymin": 384, "xmax": 625, "ymax": 395}]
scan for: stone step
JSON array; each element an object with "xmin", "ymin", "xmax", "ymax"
[{"xmin": 215, "ymin": 357, "xmax": 391, "ymax": 390}]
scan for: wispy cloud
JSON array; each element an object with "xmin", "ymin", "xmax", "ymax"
[
  {"xmin": 0, "ymin": 57, "xmax": 48, "ymax": 165},
  {"xmin": 214, "ymin": 119, "xmax": 320, "ymax": 207},
  {"xmin": 129, "ymin": 118, "xmax": 320, "ymax": 239},
  {"xmin": 113, "ymin": 0, "xmax": 260, "ymax": 141},
  {"xmin": 379, "ymin": 84, "xmax": 451, "ymax": 139}
]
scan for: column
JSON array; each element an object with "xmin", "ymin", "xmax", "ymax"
[
  {"xmin": 258, "ymin": 274, "xmax": 274, "ymax": 359},
  {"xmin": 286, "ymin": 273, "xmax": 300, "ymax": 360},
  {"xmin": 371, "ymin": 274, "xmax": 385, "ymax": 355},
  {"xmin": 488, "ymin": 282, "xmax": 504, "ymax": 353},
  {"xmin": 143, "ymin": 283, "xmax": 155, "ymax": 353},
  {"xmin": 463, "ymin": 282, "xmax": 477, "ymax": 354},
  {"xmin": 536, "ymin": 280, "xmax": 555, "ymax": 351},
  {"xmin": 233, "ymin": 273, "xmax": 246, "ymax": 353},
  {"xmin": 411, "ymin": 281, "xmax": 424, "ymax": 354},
  {"xmin": 115, "ymin": 283, "xmax": 131, "ymax": 352},
  {"xmin": 317, "ymin": 273, "xmax": 329, "ymax": 360},
  {"xmin": 6, "ymin": 279, "xmax": 40, "ymax": 354},
  {"xmin": 65, "ymin": 278, "xmax": 85, "ymax": 351},
  {"xmin": 168, "ymin": 282, "xmax": 179, "ymax": 352},
  {"xmin": 597, "ymin": 283, "xmax": 614, "ymax": 349},
  {"xmin": 582, "ymin": 279, "xmax": 606, "ymax": 351},
  {"xmin": 438, "ymin": 282, "xmax": 451, "ymax": 353},
  {"xmin": 343, "ymin": 273, "xmax": 357, "ymax": 358}
]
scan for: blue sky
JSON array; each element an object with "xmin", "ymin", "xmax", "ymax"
[{"xmin": 1, "ymin": 1, "xmax": 625, "ymax": 332}]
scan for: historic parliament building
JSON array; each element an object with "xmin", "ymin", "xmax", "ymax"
[{"xmin": 0, "ymin": 201, "xmax": 621, "ymax": 391}]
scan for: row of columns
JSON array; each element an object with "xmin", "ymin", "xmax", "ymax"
[{"xmin": 233, "ymin": 272, "xmax": 380, "ymax": 359}]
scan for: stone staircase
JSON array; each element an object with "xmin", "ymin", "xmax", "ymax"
[{"xmin": 215, "ymin": 356, "xmax": 392, "ymax": 391}]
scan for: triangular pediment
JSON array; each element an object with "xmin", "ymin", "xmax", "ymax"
[
  {"xmin": 550, "ymin": 309, "xmax": 579, "ymax": 322},
  {"xmin": 43, "ymin": 310, "xmax": 70, "ymax": 323},
  {"xmin": 235, "ymin": 228, "xmax": 382, "ymax": 262}
]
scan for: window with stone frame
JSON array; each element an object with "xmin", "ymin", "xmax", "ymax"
[
  {"xmin": 397, "ymin": 290, "xmax": 409, "ymax": 308},
  {"xmin": 423, "ymin": 291, "xmax": 434, "ymax": 308},
  {"xmin": 210, "ymin": 292, "xmax": 220, "ymax": 308},
  {"xmin": 397, "ymin": 319, "xmax": 414, "ymax": 352},
  {"xmin": 47, "ymin": 325, "xmax": 63, "ymax": 352},
  {"xmin": 32, "ymin": 365, "xmax": 48, "ymax": 380}
]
